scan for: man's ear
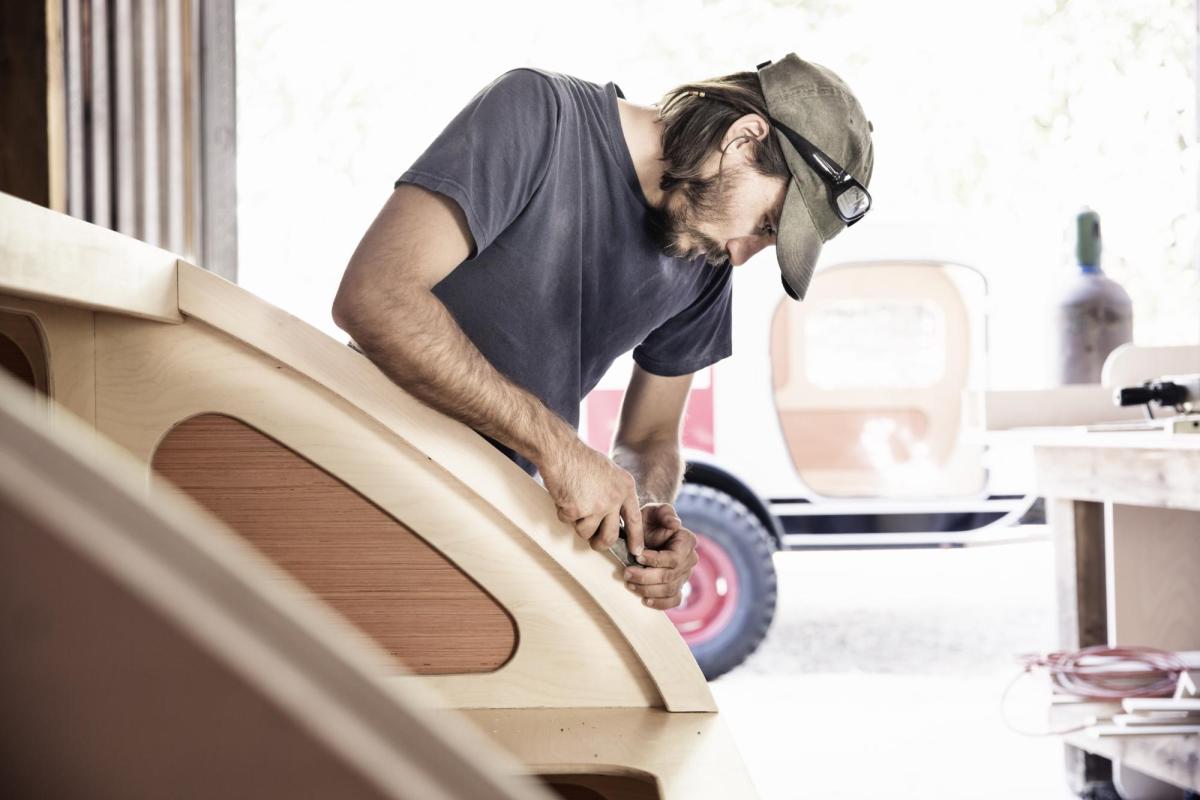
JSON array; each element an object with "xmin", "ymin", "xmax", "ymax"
[{"xmin": 721, "ymin": 113, "xmax": 771, "ymax": 152}]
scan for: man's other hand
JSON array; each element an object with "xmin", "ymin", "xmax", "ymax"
[
  {"xmin": 623, "ymin": 503, "xmax": 698, "ymax": 610},
  {"xmin": 540, "ymin": 438, "xmax": 646, "ymax": 557}
]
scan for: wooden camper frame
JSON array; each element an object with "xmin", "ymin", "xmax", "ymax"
[{"xmin": 0, "ymin": 191, "xmax": 758, "ymax": 799}]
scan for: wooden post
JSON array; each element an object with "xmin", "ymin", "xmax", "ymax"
[{"xmin": 1048, "ymin": 497, "xmax": 1113, "ymax": 793}]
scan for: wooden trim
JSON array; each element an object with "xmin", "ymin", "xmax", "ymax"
[
  {"xmin": 0, "ymin": 191, "xmax": 182, "ymax": 322},
  {"xmin": 1047, "ymin": 498, "xmax": 1107, "ymax": 651},
  {"xmin": 0, "ymin": 371, "xmax": 554, "ymax": 800},
  {"xmin": 1034, "ymin": 442, "xmax": 1200, "ymax": 511},
  {"xmin": 176, "ymin": 262, "xmax": 715, "ymax": 713},
  {"xmin": 152, "ymin": 413, "xmax": 519, "ymax": 675},
  {"xmin": 1053, "ymin": 703, "xmax": 1200, "ymax": 791}
]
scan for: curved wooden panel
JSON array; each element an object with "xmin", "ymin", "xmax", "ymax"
[
  {"xmin": 2, "ymin": 502, "xmax": 398, "ymax": 800},
  {"xmin": 1, "ymin": 196, "xmax": 759, "ymax": 797},
  {"xmin": 0, "ymin": 372, "xmax": 552, "ymax": 800},
  {"xmin": 95, "ymin": 314, "xmax": 660, "ymax": 709},
  {"xmin": 152, "ymin": 413, "xmax": 517, "ymax": 675},
  {"xmin": 175, "ymin": 262, "xmax": 714, "ymax": 712}
]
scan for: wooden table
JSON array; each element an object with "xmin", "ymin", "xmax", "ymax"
[{"xmin": 1027, "ymin": 427, "xmax": 1200, "ymax": 792}]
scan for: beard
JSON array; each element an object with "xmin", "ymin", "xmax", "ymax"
[{"xmin": 648, "ymin": 164, "xmax": 749, "ymax": 268}]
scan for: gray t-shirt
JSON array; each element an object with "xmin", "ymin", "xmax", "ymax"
[{"xmin": 397, "ymin": 68, "xmax": 733, "ymax": 474}]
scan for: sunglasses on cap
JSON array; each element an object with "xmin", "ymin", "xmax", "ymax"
[{"xmin": 768, "ymin": 116, "xmax": 871, "ymax": 226}]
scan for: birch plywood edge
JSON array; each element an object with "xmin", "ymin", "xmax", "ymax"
[
  {"xmin": 177, "ymin": 262, "xmax": 715, "ymax": 713},
  {"xmin": 0, "ymin": 192, "xmax": 181, "ymax": 323},
  {"xmin": 0, "ymin": 372, "xmax": 554, "ymax": 800}
]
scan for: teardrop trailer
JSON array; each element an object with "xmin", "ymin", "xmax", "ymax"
[{"xmin": 581, "ymin": 258, "xmax": 1042, "ymax": 679}]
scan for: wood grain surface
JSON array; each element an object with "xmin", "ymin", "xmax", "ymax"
[
  {"xmin": 0, "ymin": 192, "xmax": 181, "ymax": 322},
  {"xmin": 1033, "ymin": 440, "xmax": 1200, "ymax": 511},
  {"xmin": 177, "ymin": 261, "xmax": 714, "ymax": 712},
  {"xmin": 152, "ymin": 412, "xmax": 518, "ymax": 675},
  {"xmin": 94, "ymin": 312, "xmax": 660, "ymax": 709},
  {"xmin": 0, "ymin": 371, "xmax": 553, "ymax": 800}
]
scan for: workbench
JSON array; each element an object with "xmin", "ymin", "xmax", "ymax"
[{"xmin": 1029, "ymin": 426, "xmax": 1200, "ymax": 792}]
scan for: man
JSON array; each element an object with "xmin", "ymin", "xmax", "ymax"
[{"xmin": 332, "ymin": 53, "xmax": 873, "ymax": 610}]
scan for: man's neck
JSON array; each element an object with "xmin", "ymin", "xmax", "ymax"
[{"xmin": 616, "ymin": 97, "xmax": 667, "ymax": 209}]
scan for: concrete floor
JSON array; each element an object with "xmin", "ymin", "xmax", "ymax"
[{"xmin": 711, "ymin": 534, "xmax": 1080, "ymax": 800}]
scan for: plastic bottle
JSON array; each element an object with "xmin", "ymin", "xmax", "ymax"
[{"xmin": 1053, "ymin": 208, "xmax": 1133, "ymax": 384}]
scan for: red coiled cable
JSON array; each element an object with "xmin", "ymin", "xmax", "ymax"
[{"xmin": 1016, "ymin": 645, "xmax": 1186, "ymax": 700}]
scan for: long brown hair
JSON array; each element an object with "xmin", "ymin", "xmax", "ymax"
[{"xmin": 656, "ymin": 71, "xmax": 790, "ymax": 195}]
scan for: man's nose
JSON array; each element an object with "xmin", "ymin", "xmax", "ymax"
[{"xmin": 726, "ymin": 236, "xmax": 772, "ymax": 267}]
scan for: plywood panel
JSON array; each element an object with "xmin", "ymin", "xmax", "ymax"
[
  {"xmin": 1047, "ymin": 498, "xmax": 1107, "ymax": 651},
  {"xmin": 176, "ymin": 262, "xmax": 711, "ymax": 712},
  {"xmin": 0, "ymin": 370, "xmax": 553, "ymax": 800},
  {"xmin": 1, "ymin": 502, "xmax": 397, "ymax": 800},
  {"xmin": 153, "ymin": 413, "xmax": 518, "ymax": 675},
  {"xmin": 95, "ymin": 312, "xmax": 661, "ymax": 709},
  {"xmin": 1107, "ymin": 503, "xmax": 1200, "ymax": 651}
]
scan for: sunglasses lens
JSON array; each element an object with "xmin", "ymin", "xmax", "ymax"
[{"xmin": 836, "ymin": 185, "xmax": 870, "ymax": 220}]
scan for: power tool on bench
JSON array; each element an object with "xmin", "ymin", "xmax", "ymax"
[{"xmin": 1113, "ymin": 373, "xmax": 1200, "ymax": 434}]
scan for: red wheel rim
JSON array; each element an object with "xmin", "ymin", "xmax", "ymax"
[{"xmin": 667, "ymin": 532, "xmax": 740, "ymax": 646}]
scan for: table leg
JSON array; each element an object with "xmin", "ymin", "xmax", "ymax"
[{"xmin": 1049, "ymin": 497, "xmax": 1112, "ymax": 794}]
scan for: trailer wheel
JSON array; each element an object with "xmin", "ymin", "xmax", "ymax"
[{"xmin": 667, "ymin": 484, "xmax": 777, "ymax": 680}]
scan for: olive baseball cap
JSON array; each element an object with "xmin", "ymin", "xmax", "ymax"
[{"xmin": 757, "ymin": 54, "xmax": 875, "ymax": 301}]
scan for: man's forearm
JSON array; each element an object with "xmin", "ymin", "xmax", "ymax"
[
  {"xmin": 611, "ymin": 437, "xmax": 685, "ymax": 505},
  {"xmin": 342, "ymin": 290, "xmax": 574, "ymax": 468}
]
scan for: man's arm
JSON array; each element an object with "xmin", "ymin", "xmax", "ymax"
[
  {"xmin": 611, "ymin": 365, "xmax": 699, "ymax": 609},
  {"xmin": 611, "ymin": 365, "xmax": 691, "ymax": 503},
  {"xmin": 332, "ymin": 185, "xmax": 645, "ymax": 555}
]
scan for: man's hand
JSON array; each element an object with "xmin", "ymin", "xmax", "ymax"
[
  {"xmin": 539, "ymin": 437, "xmax": 646, "ymax": 557},
  {"xmin": 623, "ymin": 503, "xmax": 698, "ymax": 610}
]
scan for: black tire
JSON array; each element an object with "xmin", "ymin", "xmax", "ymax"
[{"xmin": 672, "ymin": 484, "xmax": 777, "ymax": 680}]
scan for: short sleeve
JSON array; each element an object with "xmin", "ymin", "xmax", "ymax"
[
  {"xmin": 633, "ymin": 264, "xmax": 734, "ymax": 377},
  {"xmin": 396, "ymin": 69, "xmax": 560, "ymax": 256}
]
